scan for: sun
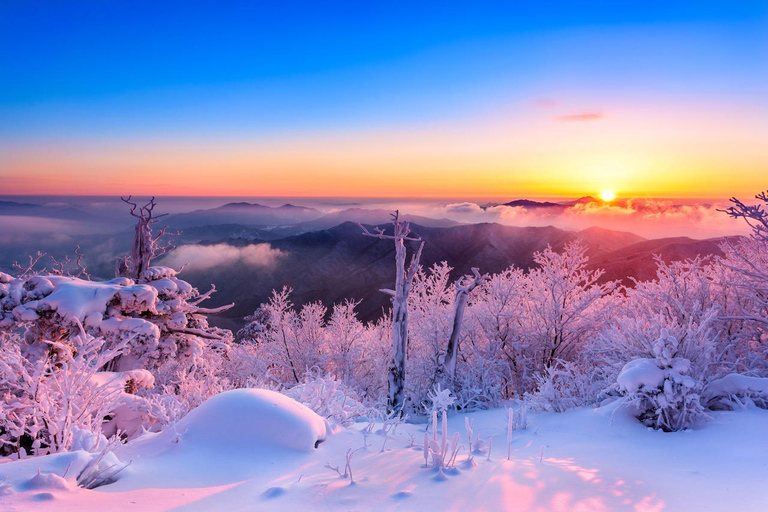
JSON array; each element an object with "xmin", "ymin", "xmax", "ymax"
[{"xmin": 600, "ymin": 190, "xmax": 616, "ymax": 202}]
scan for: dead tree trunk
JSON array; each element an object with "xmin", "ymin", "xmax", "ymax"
[
  {"xmin": 120, "ymin": 196, "xmax": 171, "ymax": 280},
  {"xmin": 358, "ymin": 211, "xmax": 424, "ymax": 415},
  {"xmin": 435, "ymin": 267, "xmax": 488, "ymax": 391}
]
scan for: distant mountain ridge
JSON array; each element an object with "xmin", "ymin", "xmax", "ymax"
[
  {"xmin": 165, "ymin": 202, "xmax": 323, "ymax": 228},
  {"xmin": 166, "ymin": 220, "xmax": 725, "ymax": 331},
  {"xmin": 489, "ymin": 196, "xmax": 600, "ymax": 210},
  {"xmin": 0, "ymin": 199, "xmax": 98, "ymax": 222},
  {"xmin": 0, "ymin": 198, "xmax": 731, "ymax": 335}
]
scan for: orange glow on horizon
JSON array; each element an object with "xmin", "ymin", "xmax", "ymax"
[{"xmin": 2, "ymin": 97, "xmax": 765, "ymax": 199}]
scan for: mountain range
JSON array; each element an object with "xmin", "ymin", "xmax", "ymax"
[
  {"xmin": 166, "ymin": 221, "xmax": 724, "ymax": 331},
  {"xmin": 0, "ymin": 198, "xmax": 729, "ymax": 332}
]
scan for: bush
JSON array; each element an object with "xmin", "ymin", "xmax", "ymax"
[
  {"xmin": 524, "ymin": 361, "xmax": 600, "ymax": 413},
  {"xmin": 615, "ymin": 330, "xmax": 708, "ymax": 431}
]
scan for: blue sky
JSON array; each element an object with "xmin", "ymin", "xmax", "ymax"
[
  {"xmin": 2, "ymin": 1, "xmax": 765, "ymax": 135},
  {"xmin": 0, "ymin": 1, "xmax": 766, "ymax": 197}
]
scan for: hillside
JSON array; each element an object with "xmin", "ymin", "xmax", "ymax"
[{"xmin": 163, "ymin": 222, "xmax": 721, "ymax": 330}]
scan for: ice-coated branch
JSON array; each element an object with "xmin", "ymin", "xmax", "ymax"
[
  {"xmin": 356, "ymin": 210, "xmax": 423, "ymax": 243},
  {"xmin": 719, "ymin": 191, "xmax": 768, "ymax": 241},
  {"xmin": 12, "ymin": 251, "xmax": 46, "ymax": 278}
]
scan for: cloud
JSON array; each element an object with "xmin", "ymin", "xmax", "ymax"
[
  {"xmin": 161, "ymin": 243, "xmax": 285, "ymax": 272},
  {"xmin": 0, "ymin": 216, "xmax": 87, "ymax": 236},
  {"xmin": 435, "ymin": 199, "xmax": 751, "ymax": 239},
  {"xmin": 444, "ymin": 202, "xmax": 484, "ymax": 214},
  {"xmin": 553, "ymin": 112, "xmax": 605, "ymax": 122}
]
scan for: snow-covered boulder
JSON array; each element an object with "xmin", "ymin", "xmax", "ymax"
[{"xmin": 169, "ymin": 389, "xmax": 328, "ymax": 452}]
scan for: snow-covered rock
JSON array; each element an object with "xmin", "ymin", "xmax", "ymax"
[{"xmin": 167, "ymin": 389, "xmax": 328, "ymax": 452}]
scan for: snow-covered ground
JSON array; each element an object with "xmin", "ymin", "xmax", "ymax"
[{"xmin": 1, "ymin": 391, "xmax": 766, "ymax": 512}]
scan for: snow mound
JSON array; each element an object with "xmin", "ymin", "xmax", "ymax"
[
  {"xmin": 171, "ymin": 389, "xmax": 328, "ymax": 452},
  {"xmin": 21, "ymin": 471, "xmax": 72, "ymax": 492}
]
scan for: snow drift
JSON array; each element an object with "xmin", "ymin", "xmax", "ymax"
[{"xmin": 154, "ymin": 389, "xmax": 328, "ymax": 453}]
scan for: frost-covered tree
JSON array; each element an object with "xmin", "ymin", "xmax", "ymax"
[
  {"xmin": 584, "ymin": 257, "xmax": 724, "ymax": 393},
  {"xmin": 358, "ymin": 211, "xmax": 425, "ymax": 414},
  {"xmin": 240, "ymin": 287, "xmax": 303, "ymax": 384},
  {"xmin": 239, "ymin": 288, "xmax": 389, "ymax": 400},
  {"xmin": 405, "ymin": 263, "xmax": 454, "ymax": 406},
  {"xmin": 0, "ymin": 197, "xmax": 236, "ymax": 456},
  {"xmin": 718, "ymin": 193, "xmax": 768, "ymax": 325},
  {"xmin": 525, "ymin": 241, "xmax": 616, "ymax": 370},
  {"xmin": 323, "ymin": 299, "xmax": 368, "ymax": 388},
  {"xmin": 465, "ymin": 267, "xmax": 528, "ymax": 397}
]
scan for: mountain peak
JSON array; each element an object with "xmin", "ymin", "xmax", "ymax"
[
  {"xmin": 572, "ymin": 195, "xmax": 599, "ymax": 204},
  {"xmin": 502, "ymin": 199, "xmax": 563, "ymax": 208},
  {"xmin": 219, "ymin": 202, "xmax": 264, "ymax": 209}
]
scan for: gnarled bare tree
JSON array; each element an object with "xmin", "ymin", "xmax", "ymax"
[
  {"xmin": 358, "ymin": 211, "xmax": 424, "ymax": 414},
  {"xmin": 119, "ymin": 196, "xmax": 172, "ymax": 279},
  {"xmin": 435, "ymin": 267, "xmax": 489, "ymax": 391}
]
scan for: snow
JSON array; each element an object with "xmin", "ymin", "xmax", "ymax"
[
  {"xmin": 704, "ymin": 374, "xmax": 768, "ymax": 401},
  {"xmin": 160, "ymin": 388, "xmax": 328, "ymax": 453},
  {"xmin": 89, "ymin": 369, "xmax": 156, "ymax": 391},
  {"xmin": 32, "ymin": 277, "xmax": 158, "ymax": 320},
  {"xmin": 1, "ymin": 398, "xmax": 767, "ymax": 511},
  {"xmin": 616, "ymin": 358, "xmax": 665, "ymax": 393}
]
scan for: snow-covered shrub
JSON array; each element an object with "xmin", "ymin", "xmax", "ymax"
[
  {"xmin": 524, "ymin": 360, "xmax": 601, "ymax": 412},
  {"xmin": 702, "ymin": 373, "xmax": 768, "ymax": 410},
  {"xmin": 423, "ymin": 410, "xmax": 461, "ymax": 474},
  {"xmin": 451, "ymin": 344, "xmax": 508, "ymax": 410},
  {"xmin": 0, "ymin": 330, "xmax": 129, "ymax": 457},
  {"xmin": 282, "ymin": 371, "xmax": 368, "ymax": 426},
  {"xmin": 0, "ymin": 268, "xmax": 233, "ymax": 373},
  {"xmin": 615, "ymin": 330, "xmax": 708, "ymax": 431},
  {"xmin": 423, "ymin": 384, "xmax": 456, "ymax": 415},
  {"xmin": 585, "ymin": 256, "xmax": 731, "ymax": 402},
  {"xmin": 139, "ymin": 353, "xmax": 232, "ymax": 426}
]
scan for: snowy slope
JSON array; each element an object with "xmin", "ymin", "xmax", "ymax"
[{"xmin": 1, "ymin": 398, "xmax": 766, "ymax": 511}]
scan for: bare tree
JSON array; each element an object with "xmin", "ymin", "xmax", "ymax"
[
  {"xmin": 721, "ymin": 190, "xmax": 768, "ymax": 241},
  {"xmin": 11, "ymin": 251, "xmax": 45, "ymax": 278},
  {"xmin": 49, "ymin": 245, "xmax": 90, "ymax": 279},
  {"xmin": 358, "ymin": 211, "xmax": 425, "ymax": 414},
  {"xmin": 120, "ymin": 196, "xmax": 173, "ymax": 279},
  {"xmin": 435, "ymin": 267, "xmax": 489, "ymax": 390}
]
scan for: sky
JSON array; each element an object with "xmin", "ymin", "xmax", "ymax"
[{"xmin": 1, "ymin": 1, "xmax": 766, "ymax": 198}]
